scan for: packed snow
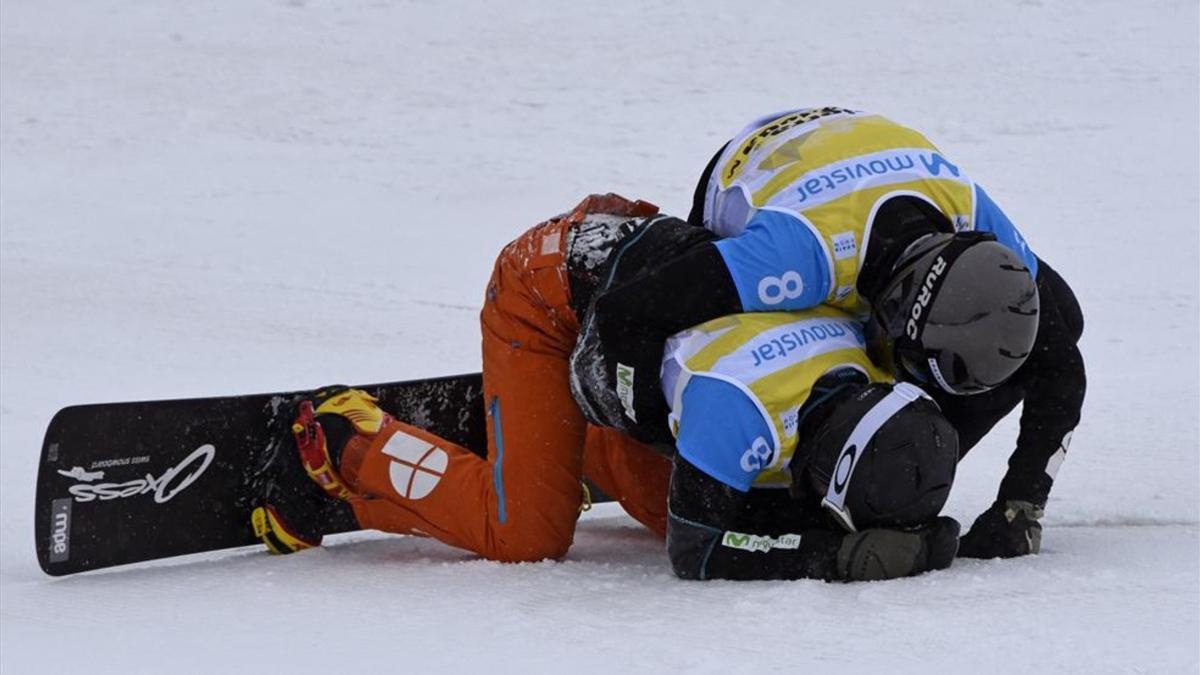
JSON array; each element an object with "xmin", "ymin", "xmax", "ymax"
[{"xmin": 2, "ymin": 0, "xmax": 1197, "ymax": 672}]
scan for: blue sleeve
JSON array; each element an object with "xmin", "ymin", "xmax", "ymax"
[
  {"xmin": 675, "ymin": 376, "xmax": 776, "ymax": 492},
  {"xmin": 713, "ymin": 210, "xmax": 831, "ymax": 311},
  {"xmin": 974, "ymin": 184, "xmax": 1039, "ymax": 278}
]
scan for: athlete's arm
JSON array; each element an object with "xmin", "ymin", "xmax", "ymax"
[
  {"xmin": 592, "ymin": 242, "xmax": 741, "ymax": 351},
  {"xmin": 931, "ymin": 260, "xmax": 1085, "ymax": 558},
  {"xmin": 970, "ymin": 189, "xmax": 1082, "ymax": 506},
  {"xmin": 588, "ymin": 211, "xmax": 830, "ymax": 440},
  {"xmin": 592, "ymin": 209, "xmax": 831, "ymax": 349},
  {"xmin": 667, "ymin": 457, "xmax": 961, "ymax": 581},
  {"xmin": 1000, "ymin": 261, "xmax": 1086, "ymax": 504},
  {"xmin": 666, "ymin": 457, "xmax": 844, "ymax": 581},
  {"xmin": 664, "ymin": 373, "xmax": 841, "ymax": 580},
  {"xmin": 935, "ymin": 259, "xmax": 1084, "ymax": 503}
]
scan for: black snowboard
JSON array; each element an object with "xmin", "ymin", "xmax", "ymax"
[{"xmin": 36, "ymin": 374, "xmax": 493, "ymax": 576}]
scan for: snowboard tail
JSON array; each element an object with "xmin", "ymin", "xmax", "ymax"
[{"xmin": 36, "ymin": 374, "xmax": 489, "ymax": 576}]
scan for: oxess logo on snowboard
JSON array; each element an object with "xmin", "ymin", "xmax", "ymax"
[{"xmin": 58, "ymin": 444, "xmax": 216, "ymax": 504}]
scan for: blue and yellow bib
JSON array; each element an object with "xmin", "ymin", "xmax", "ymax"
[
  {"xmin": 702, "ymin": 107, "xmax": 1037, "ymax": 317},
  {"xmin": 661, "ymin": 307, "xmax": 889, "ymax": 491}
]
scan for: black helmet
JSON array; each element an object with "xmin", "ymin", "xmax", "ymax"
[
  {"xmin": 870, "ymin": 232, "xmax": 1040, "ymax": 395},
  {"xmin": 796, "ymin": 382, "xmax": 959, "ymax": 531}
]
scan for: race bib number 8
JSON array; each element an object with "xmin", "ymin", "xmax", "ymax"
[{"xmin": 757, "ymin": 271, "xmax": 804, "ymax": 305}]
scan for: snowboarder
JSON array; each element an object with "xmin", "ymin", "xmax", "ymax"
[
  {"xmin": 658, "ymin": 311, "xmax": 961, "ymax": 581},
  {"xmin": 252, "ymin": 193, "xmax": 961, "ymax": 581},
  {"xmin": 577, "ymin": 107, "xmax": 1086, "ymax": 560}
]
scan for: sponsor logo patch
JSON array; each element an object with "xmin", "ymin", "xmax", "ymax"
[
  {"xmin": 782, "ymin": 409, "xmax": 799, "ymax": 438},
  {"xmin": 748, "ymin": 320, "xmax": 853, "ymax": 367},
  {"xmin": 49, "ymin": 498, "xmax": 72, "ymax": 563},
  {"xmin": 832, "ymin": 232, "xmax": 857, "ymax": 260},
  {"xmin": 721, "ymin": 531, "xmax": 802, "ymax": 553},
  {"xmin": 832, "ymin": 444, "xmax": 858, "ymax": 496},
  {"xmin": 616, "ymin": 363, "xmax": 637, "ymax": 422},
  {"xmin": 381, "ymin": 431, "xmax": 448, "ymax": 500}
]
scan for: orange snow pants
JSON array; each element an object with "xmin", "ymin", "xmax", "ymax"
[{"xmin": 337, "ymin": 194, "xmax": 673, "ymax": 562}]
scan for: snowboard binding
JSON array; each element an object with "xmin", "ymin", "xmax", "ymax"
[{"xmin": 251, "ymin": 386, "xmax": 388, "ymax": 554}]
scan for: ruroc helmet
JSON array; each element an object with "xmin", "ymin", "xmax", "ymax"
[
  {"xmin": 798, "ymin": 382, "xmax": 959, "ymax": 531},
  {"xmin": 870, "ymin": 232, "xmax": 1040, "ymax": 395}
]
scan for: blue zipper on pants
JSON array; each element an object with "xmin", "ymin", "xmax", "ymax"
[{"xmin": 490, "ymin": 396, "xmax": 508, "ymax": 524}]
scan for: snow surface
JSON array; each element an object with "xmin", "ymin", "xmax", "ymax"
[{"xmin": 2, "ymin": 0, "xmax": 1198, "ymax": 672}]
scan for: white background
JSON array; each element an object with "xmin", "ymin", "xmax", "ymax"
[{"xmin": 2, "ymin": 1, "xmax": 1197, "ymax": 672}]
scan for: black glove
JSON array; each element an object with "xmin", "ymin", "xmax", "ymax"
[
  {"xmin": 958, "ymin": 500, "xmax": 1044, "ymax": 559},
  {"xmin": 836, "ymin": 517, "xmax": 961, "ymax": 581}
]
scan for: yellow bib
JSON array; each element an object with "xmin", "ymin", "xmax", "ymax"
[
  {"xmin": 662, "ymin": 307, "xmax": 889, "ymax": 488},
  {"xmin": 709, "ymin": 109, "xmax": 977, "ymax": 314}
]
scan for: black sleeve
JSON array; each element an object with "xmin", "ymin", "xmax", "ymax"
[
  {"xmin": 930, "ymin": 259, "xmax": 1086, "ymax": 506},
  {"xmin": 588, "ymin": 244, "xmax": 743, "ymax": 442},
  {"xmin": 666, "ymin": 457, "xmax": 844, "ymax": 581},
  {"xmin": 594, "ymin": 242, "xmax": 743, "ymax": 339},
  {"xmin": 997, "ymin": 261, "xmax": 1086, "ymax": 504}
]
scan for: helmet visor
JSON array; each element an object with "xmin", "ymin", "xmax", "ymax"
[{"xmin": 896, "ymin": 342, "xmax": 992, "ymax": 396}]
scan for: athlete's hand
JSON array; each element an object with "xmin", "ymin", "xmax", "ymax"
[
  {"xmin": 836, "ymin": 517, "xmax": 961, "ymax": 581},
  {"xmin": 957, "ymin": 500, "xmax": 1043, "ymax": 559}
]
